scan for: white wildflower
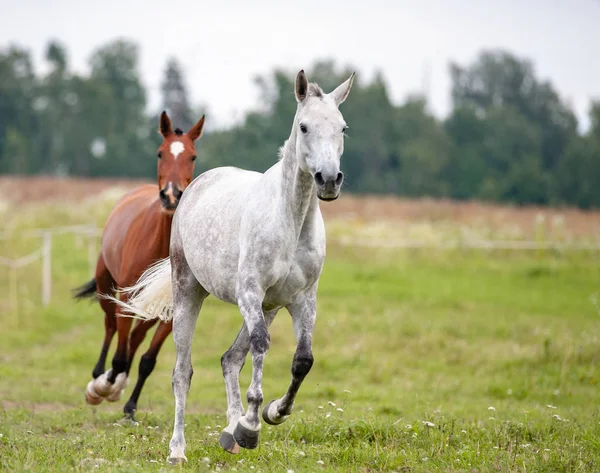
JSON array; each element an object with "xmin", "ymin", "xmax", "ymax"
[
  {"xmin": 318, "ymin": 405, "xmax": 324, "ymax": 409},
  {"xmin": 316, "ymin": 460, "xmax": 324, "ymax": 465},
  {"xmin": 298, "ymin": 451, "xmax": 306, "ymax": 457},
  {"xmin": 336, "ymin": 408, "xmax": 344, "ymax": 412},
  {"xmin": 546, "ymin": 404, "xmax": 557, "ymax": 409},
  {"xmin": 328, "ymin": 401, "xmax": 336, "ymax": 407},
  {"xmin": 344, "ymin": 389, "xmax": 351, "ymax": 393},
  {"xmin": 325, "ymin": 412, "xmax": 331, "ymax": 419},
  {"xmin": 488, "ymin": 406, "xmax": 496, "ymax": 411},
  {"xmin": 422, "ymin": 421, "xmax": 435, "ymax": 428},
  {"xmin": 202, "ymin": 457, "xmax": 210, "ymax": 463}
]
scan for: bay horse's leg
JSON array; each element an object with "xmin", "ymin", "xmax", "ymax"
[
  {"xmin": 92, "ymin": 254, "xmax": 117, "ymax": 379},
  {"xmin": 168, "ymin": 250, "xmax": 206, "ymax": 465},
  {"xmin": 85, "ymin": 255, "xmax": 118, "ymax": 406},
  {"xmin": 262, "ymin": 288, "xmax": 316, "ymax": 426},
  {"xmin": 219, "ymin": 309, "xmax": 278, "ymax": 454},
  {"xmin": 90, "ymin": 293, "xmax": 133, "ymax": 402},
  {"xmin": 229, "ymin": 283, "xmax": 271, "ymax": 450},
  {"xmin": 123, "ymin": 320, "xmax": 173, "ymax": 420}
]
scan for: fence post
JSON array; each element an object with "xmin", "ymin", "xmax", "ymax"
[{"xmin": 42, "ymin": 232, "xmax": 52, "ymax": 306}]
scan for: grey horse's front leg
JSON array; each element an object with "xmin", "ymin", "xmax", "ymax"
[
  {"xmin": 227, "ymin": 283, "xmax": 271, "ymax": 450},
  {"xmin": 167, "ymin": 253, "xmax": 207, "ymax": 465},
  {"xmin": 262, "ymin": 288, "xmax": 316, "ymax": 426},
  {"xmin": 219, "ymin": 309, "xmax": 278, "ymax": 453},
  {"xmin": 168, "ymin": 292, "xmax": 206, "ymax": 464}
]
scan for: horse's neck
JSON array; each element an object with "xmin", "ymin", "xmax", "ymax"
[
  {"xmin": 146, "ymin": 202, "xmax": 174, "ymax": 255},
  {"xmin": 279, "ymin": 130, "xmax": 318, "ymax": 235}
]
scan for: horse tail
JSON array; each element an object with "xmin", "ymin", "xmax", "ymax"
[
  {"xmin": 73, "ymin": 278, "xmax": 97, "ymax": 300},
  {"xmin": 106, "ymin": 258, "xmax": 174, "ymax": 322}
]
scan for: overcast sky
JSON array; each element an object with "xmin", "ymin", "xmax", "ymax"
[{"xmin": 1, "ymin": 0, "xmax": 599, "ymax": 130}]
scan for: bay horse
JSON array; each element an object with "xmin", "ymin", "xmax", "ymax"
[
  {"xmin": 112, "ymin": 69, "xmax": 354, "ymax": 462},
  {"xmin": 73, "ymin": 111, "xmax": 205, "ymax": 420}
]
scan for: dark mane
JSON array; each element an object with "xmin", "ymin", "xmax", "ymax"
[
  {"xmin": 308, "ymin": 83, "xmax": 323, "ymax": 98},
  {"xmin": 174, "ymin": 128, "xmax": 183, "ymax": 136}
]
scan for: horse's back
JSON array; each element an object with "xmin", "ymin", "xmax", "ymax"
[
  {"xmin": 101, "ymin": 184, "xmax": 166, "ymax": 285},
  {"xmin": 174, "ymin": 166, "xmax": 264, "ymax": 302}
]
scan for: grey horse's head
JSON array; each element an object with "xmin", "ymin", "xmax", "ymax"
[{"xmin": 293, "ymin": 70, "xmax": 355, "ymax": 201}]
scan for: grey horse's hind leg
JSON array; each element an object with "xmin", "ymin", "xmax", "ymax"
[
  {"xmin": 167, "ymin": 253, "xmax": 207, "ymax": 465},
  {"xmin": 219, "ymin": 309, "xmax": 278, "ymax": 453},
  {"xmin": 262, "ymin": 290, "xmax": 316, "ymax": 426}
]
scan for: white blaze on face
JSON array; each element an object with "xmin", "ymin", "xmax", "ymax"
[{"xmin": 170, "ymin": 141, "xmax": 185, "ymax": 160}]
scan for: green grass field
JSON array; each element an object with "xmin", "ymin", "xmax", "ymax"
[{"xmin": 1, "ymin": 194, "xmax": 600, "ymax": 472}]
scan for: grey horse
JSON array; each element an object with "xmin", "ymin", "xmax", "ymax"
[{"xmin": 112, "ymin": 69, "xmax": 355, "ymax": 463}]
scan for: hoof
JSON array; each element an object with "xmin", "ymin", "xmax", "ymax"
[
  {"xmin": 85, "ymin": 381, "xmax": 103, "ymax": 405},
  {"xmin": 167, "ymin": 456, "xmax": 187, "ymax": 465},
  {"xmin": 106, "ymin": 389, "xmax": 123, "ymax": 402},
  {"xmin": 219, "ymin": 430, "xmax": 240, "ymax": 454},
  {"xmin": 233, "ymin": 421, "xmax": 260, "ymax": 450},
  {"xmin": 123, "ymin": 404, "xmax": 136, "ymax": 421},
  {"xmin": 93, "ymin": 371, "xmax": 113, "ymax": 396},
  {"xmin": 262, "ymin": 400, "xmax": 289, "ymax": 426}
]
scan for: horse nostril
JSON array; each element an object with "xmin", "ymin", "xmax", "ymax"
[
  {"xmin": 159, "ymin": 189, "xmax": 167, "ymax": 200},
  {"xmin": 314, "ymin": 172, "xmax": 325, "ymax": 186},
  {"xmin": 335, "ymin": 172, "xmax": 344, "ymax": 186}
]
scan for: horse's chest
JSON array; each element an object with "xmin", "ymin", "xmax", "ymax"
[{"xmin": 265, "ymin": 245, "xmax": 324, "ymax": 305}]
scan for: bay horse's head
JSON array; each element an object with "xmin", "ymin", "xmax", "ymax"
[{"xmin": 156, "ymin": 111, "xmax": 205, "ymax": 214}]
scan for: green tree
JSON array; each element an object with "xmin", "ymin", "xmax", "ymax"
[
  {"xmin": 87, "ymin": 39, "xmax": 155, "ymax": 177},
  {"xmin": 161, "ymin": 57, "xmax": 194, "ymax": 131},
  {"xmin": 0, "ymin": 45, "xmax": 39, "ymax": 174},
  {"xmin": 447, "ymin": 50, "xmax": 579, "ymax": 204}
]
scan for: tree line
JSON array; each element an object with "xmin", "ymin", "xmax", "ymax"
[{"xmin": 1, "ymin": 39, "xmax": 599, "ymax": 208}]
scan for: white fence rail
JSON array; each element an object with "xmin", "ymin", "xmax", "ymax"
[
  {"xmin": 1, "ymin": 225, "xmax": 599, "ymax": 310},
  {"xmin": 0, "ymin": 226, "xmax": 100, "ymax": 310}
]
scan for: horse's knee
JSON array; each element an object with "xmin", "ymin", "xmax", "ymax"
[
  {"xmin": 250, "ymin": 326, "xmax": 270, "ymax": 355},
  {"xmin": 221, "ymin": 349, "xmax": 245, "ymax": 375},
  {"xmin": 172, "ymin": 363, "xmax": 193, "ymax": 392},
  {"xmin": 139, "ymin": 354, "xmax": 157, "ymax": 378},
  {"xmin": 292, "ymin": 353, "xmax": 314, "ymax": 379}
]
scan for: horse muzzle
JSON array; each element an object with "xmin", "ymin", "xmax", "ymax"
[
  {"xmin": 159, "ymin": 183, "xmax": 183, "ymax": 212},
  {"xmin": 314, "ymin": 171, "xmax": 343, "ymax": 201}
]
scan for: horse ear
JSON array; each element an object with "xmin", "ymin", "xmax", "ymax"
[
  {"xmin": 187, "ymin": 115, "xmax": 205, "ymax": 141},
  {"xmin": 159, "ymin": 111, "xmax": 172, "ymax": 137},
  {"xmin": 295, "ymin": 69, "xmax": 308, "ymax": 103},
  {"xmin": 330, "ymin": 72, "xmax": 355, "ymax": 106}
]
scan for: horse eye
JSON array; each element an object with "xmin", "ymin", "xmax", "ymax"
[
  {"xmin": 191, "ymin": 155, "xmax": 197, "ymax": 162},
  {"xmin": 157, "ymin": 152, "xmax": 162, "ymax": 159},
  {"xmin": 342, "ymin": 125, "xmax": 349, "ymax": 133},
  {"xmin": 300, "ymin": 124, "xmax": 307, "ymax": 134}
]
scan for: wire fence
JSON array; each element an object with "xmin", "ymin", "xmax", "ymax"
[{"xmin": 1, "ymin": 225, "xmax": 599, "ymax": 310}]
